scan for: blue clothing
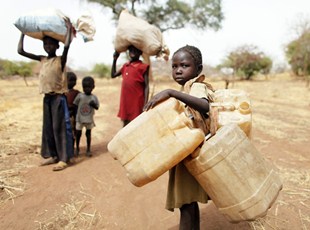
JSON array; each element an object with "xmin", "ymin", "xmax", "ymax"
[{"xmin": 41, "ymin": 94, "xmax": 74, "ymax": 161}]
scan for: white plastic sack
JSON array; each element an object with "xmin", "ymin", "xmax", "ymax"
[
  {"xmin": 75, "ymin": 13, "xmax": 96, "ymax": 42},
  {"xmin": 14, "ymin": 8, "xmax": 96, "ymax": 43},
  {"xmin": 114, "ymin": 10, "xmax": 169, "ymax": 58}
]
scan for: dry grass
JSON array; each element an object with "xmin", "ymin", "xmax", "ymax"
[
  {"xmin": 0, "ymin": 139, "xmax": 39, "ymax": 206},
  {"xmin": 0, "ymin": 167, "xmax": 25, "ymax": 205},
  {"xmin": 0, "ymin": 81, "xmax": 40, "ymax": 206},
  {"xmin": 34, "ymin": 186, "xmax": 103, "ymax": 230},
  {"xmin": 248, "ymin": 166, "xmax": 310, "ymax": 230}
]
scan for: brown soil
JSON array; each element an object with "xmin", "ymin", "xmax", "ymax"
[{"xmin": 0, "ymin": 74, "xmax": 309, "ymax": 230}]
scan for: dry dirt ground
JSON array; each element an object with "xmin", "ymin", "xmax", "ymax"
[{"xmin": 0, "ymin": 74, "xmax": 309, "ymax": 230}]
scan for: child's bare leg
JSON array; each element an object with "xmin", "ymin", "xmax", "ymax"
[
  {"xmin": 86, "ymin": 129, "xmax": 92, "ymax": 157},
  {"xmin": 179, "ymin": 202, "xmax": 200, "ymax": 230},
  {"xmin": 75, "ymin": 130, "xmax": 82, "ymax": 156}
]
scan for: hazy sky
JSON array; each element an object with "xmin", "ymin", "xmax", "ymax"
[{"xmin": 2, "ymin": 0, "xmax": 310, "ymax": 70}]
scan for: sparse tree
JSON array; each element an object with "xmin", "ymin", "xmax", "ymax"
[
  {"xmin": 92, "ymin": 63, "xmax": 111, "ymax": 78},
  {"xmin": 285, "ymin": 16, "xmax": 310, "ymax": 86},
  {"xmin": 87, "ymin": 0, "xmax": 223, "ymax": 32},
  {"xmin": 222, "ymin": 45, "xmax": 272, "ymax": 80},
  {"xmin": 17, "ymin": 62, "xmax": 33, "ymax": 86},
  {"xmin": 1, "ymin": 60, "xmax": 35, "ymax": 86}
]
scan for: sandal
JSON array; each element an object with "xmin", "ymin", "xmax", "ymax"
[
  {"xmin": 52, "ymin": 161, "xmax": 67, "ymax": 171},
  {"xmin": 40, "ymin": 157, "xmax": 57, "ymax": 166}
]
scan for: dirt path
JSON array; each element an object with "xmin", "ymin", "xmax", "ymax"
[{"xmin": 0, "ymin": 76, "xmax": 309, "ymax": 229}]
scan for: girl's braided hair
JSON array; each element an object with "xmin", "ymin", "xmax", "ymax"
[{"xmin": 173, "ymin": 45, "xmax": 203, "ymax": 70}]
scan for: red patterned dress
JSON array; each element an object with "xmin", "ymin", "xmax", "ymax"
[{"xmin": 118, "ymin": 60, "xmax": 149, "ymax": 121}]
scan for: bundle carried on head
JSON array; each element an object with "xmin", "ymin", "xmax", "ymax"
[
  {"xmin": 14, "ymin": 8, "xmax": 96, "ymax": 43},
  {"xmin": 114, "ymin": 10, "xmax": 169, "ymax": 60}
]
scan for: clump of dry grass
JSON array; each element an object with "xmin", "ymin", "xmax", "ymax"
[
  {"xmin": 249, "ymin": 215, "xmax": 289, "ymax": 230},
  {"xmin": 0, "ymin": 141, "xmax": 25, "ymax": 205},
  {"xmin": 0, "ymin": 140, "xmax": 38, "ymax": 206},
  {"xmin": 0, "ymin": 168, "xmax": 25, "ymax": 205},
  {"xmin": 35, "ymin": 187, "xmax": 102, "ymax": 230}
]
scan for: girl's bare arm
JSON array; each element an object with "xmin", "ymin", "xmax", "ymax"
[
  {"xmin": 111, "ymin": 51, "xmax": 122, "ymax": 78},
  {"xmin": 17, "ymin": 33, "xmax": 42, "ymax": 61},
  {"xmin": 144, "ymin": 89, "xmax": 209, "ymax": 114},
  {"xmin": 143, "ymin": 67, "xmax": 150, "ymax": 105},
  {"xmin": 61, "ymin": 18, "xmax": 73, "ymax": 71}
]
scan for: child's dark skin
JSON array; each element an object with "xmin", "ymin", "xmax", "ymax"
[
  {"xmin": 68, "ymin": 76, "xmax": 76, "ymax": 90},
  {"xmin": 144, "ymin": 51, "xmax": 209, "ymax": 114},
  {"xmin": 75, "ymin": 80, "xmax": 98, "ymax": 157},
  {"xmin": 144, "ymin": 49, "xmax": 209, "ymax": 230}
]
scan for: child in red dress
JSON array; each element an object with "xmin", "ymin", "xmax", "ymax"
[{"xmin": 111, "ymin": 45, "xmax": 149, "ymax": 127}]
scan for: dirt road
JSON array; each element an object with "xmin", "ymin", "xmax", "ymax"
[{"xmin": 0, "ymin": 75, "xmax": 309, "ymax": 229}]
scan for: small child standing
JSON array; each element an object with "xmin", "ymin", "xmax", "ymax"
[
  {"xmin": 65, "ymin": 72, "xmax": 80, "ymax": 153},
  {"xmin": 17, "ymin": 19, "xmax": 73, "ymax": 171},
  {"xmin": 111, "ymin": 45, "xmax": 149, "ymax": 127},
  {"xmin": 73, "ymin": 76, "xmax": 99, "ymax": 157},
  {"xmin": 144, "ymin": 45, "xmax": 215, "ymax": 230}
]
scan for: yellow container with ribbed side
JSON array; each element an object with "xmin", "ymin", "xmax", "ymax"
[
  {"xmin": 184, "ymin": 123, "xmax": 282, "ymax": 223},
  {"xmin": 108, "ymin": 98, "xmax": 205, "ymax": 187},
  {"xmin": 212, "ymin": 89, "xmax": 252, "ymax": 137}
]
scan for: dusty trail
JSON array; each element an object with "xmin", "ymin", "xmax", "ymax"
[{"xmin": 0, "ymin": 76, "xmax": 309, "ymax": 229}]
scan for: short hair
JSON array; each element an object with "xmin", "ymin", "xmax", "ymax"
[
  {"xmin": 67, "ymin": 72, "xmax": 77, "ymax": 81},
  {"xmin": 173, "ymin": 45, "xmax": 203, "ymax": 69},
  {"xmin": 43, "ymin": 36, "xmax": 59, "ymax": 46},
  {"xmin": 82, "ymin": 76, "xmax": 95, "ymax": 87},
  {"xmin": 128, "ymin": 45, "xmax": 142, "ymax": 55}
]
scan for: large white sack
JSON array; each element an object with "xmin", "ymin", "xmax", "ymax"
[
  {"xmin": 114, "ymin": 10, "xmax": 169, "ymax": 58},
  {"xmin": 14, "ymin": 8, "xmax": 96, "ymax": 43}
]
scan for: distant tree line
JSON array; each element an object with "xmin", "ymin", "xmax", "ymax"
[
  {"xmin": 0, "ymin": 59, "xmax": 111, "ymax": 85},
  {"xmin": 0, "ymin": 59, "xmax": 34, "ymax": 77},
  {"xmin": 0, "ymin": 59, "xmax": 36, "ymax": 85}
]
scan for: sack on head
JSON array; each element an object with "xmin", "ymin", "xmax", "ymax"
[
  {"xmin": 114, "ymin": 10, "xmax": 169, "ymax": 59},
  {"xmin": 14, "ymin": 8, "xmax": 96, "ymax": 43}
]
